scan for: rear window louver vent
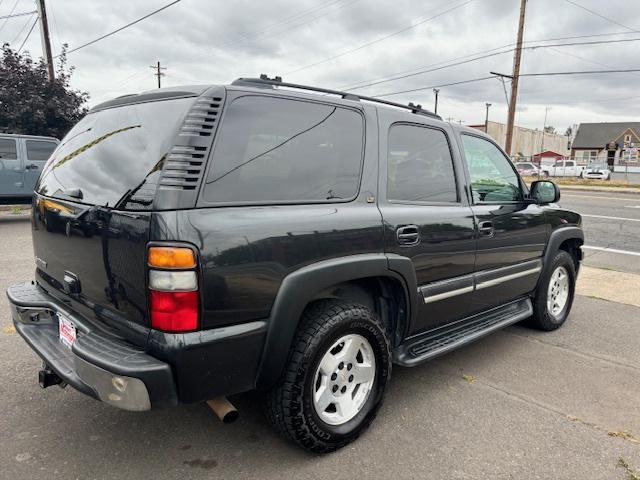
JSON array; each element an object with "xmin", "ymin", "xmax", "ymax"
[
  {"xmin": 155, "ymin": 87, "xmax": 225, "ymax": 208},
  {"xmin": 179, "ymin": 97, "xmax": 222, "ymax": 137},
  {"xmin": 159, "ymin": 146, "xmax": 207, "ymax": 190}
]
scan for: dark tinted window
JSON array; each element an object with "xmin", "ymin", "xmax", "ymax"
[
  {"xmin": 26, "ymin": 140, "xmax": 58, "ymax": 161},
  {"xmin": 387, "ymin": 125, "xmax": 457, "ymax": 203},
  {"xmin": 461, "ymin": 135, "xmax": 521, "ymax": 203},
  {"xmin": 202, "ymin": 96, "xmax": 363, "ymax": 204},
  {"xmin": 0, "ymin": 138, "xmax": 17, "ymax": 160},
  {"xmin": 37, "ymin": 97, "xmax": 195, "ymax": 209}
]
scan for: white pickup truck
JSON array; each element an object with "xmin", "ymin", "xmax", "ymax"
[{"xmin": 540, "ymin": 160, "xmax": 586, "ymax": 178}]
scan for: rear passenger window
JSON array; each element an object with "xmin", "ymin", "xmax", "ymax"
[
  {"xmin": 202, "ymin": 96, "xmax": 364, "ymax": 204},
  {"xmin": 387, "ymin": 125, "xmax": 457, "ymax": 203},
  {"xmin": 0, "ymin": 138, "xmax": 17, "ymax": 160},
  {"xmin": 0, "ymin": 138, "xmax": 18, "ymax": 170},
  {"xmin": 26, "ymin": 140, "xmax": 57, "ymax": 161}
]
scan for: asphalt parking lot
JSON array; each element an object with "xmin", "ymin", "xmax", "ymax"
[{"xmin": 1, "ymin": 189, "xmax": 639, "ymax": 479}]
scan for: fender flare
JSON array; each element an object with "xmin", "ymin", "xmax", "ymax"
[
  {"xmin": 537, "ymin": 226, "xmax": 584, "ymax": 288},
  {"xmin": 254, "ymin": 253, "xmax": 418, "ymax": 390}
]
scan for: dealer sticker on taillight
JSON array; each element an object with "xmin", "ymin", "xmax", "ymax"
[{"xmin": 58, "ymin": 314, "xmax": 76, "ymax": 349}]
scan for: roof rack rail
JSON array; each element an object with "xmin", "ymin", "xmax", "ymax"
[{"xmin": 231, "ymin": 75, "xmax": 442, "ymax": 120}]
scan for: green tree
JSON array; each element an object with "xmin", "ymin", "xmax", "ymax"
[
  {"xmin": 0, "ymin": 44, "xmax": 88, "ymax": 139},
  {"xmin": 543, "ymin": 125, "xmax": 556, "ymax": 134}
]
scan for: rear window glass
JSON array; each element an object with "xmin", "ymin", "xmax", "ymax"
[
  {"xmin": 0, "ymin": 138, "xmax": 17, "ymax": 160},
  {"xmin": 201, "ymin": 96, "xmax": 364, "ymax": 204},
  {"xmin": 37, "ymin": 97, "xmax": 195, "ymax": 209},
  {"xmin": 26, "ymin": 140, "xmax": 58, "ymax": 161}
]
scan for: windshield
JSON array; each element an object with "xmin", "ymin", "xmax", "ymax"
[{"xmin": 37, "ymin": 97, "xmax": 195, "ymax": 209}]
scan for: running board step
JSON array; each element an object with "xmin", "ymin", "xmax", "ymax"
[{"xmin": 394, "ymin": 297, "xmax": 533, "ymax": 366}]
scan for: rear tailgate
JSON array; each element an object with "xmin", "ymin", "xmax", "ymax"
[
  {"xmin": 32, "ymin": 198, "xmax": 152, "ymax": 345},
  {"xmin": 31, "ymin": 94, "xmax": 200, "ymax": 345}
]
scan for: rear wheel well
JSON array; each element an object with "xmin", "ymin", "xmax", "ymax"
[
  {"xmin": 309, "ymin": 277, "xmax": 408, "ymax": 347},
  {"xmin": 558, "ymin": 238, "xmax": 583, "ymax": 271}
]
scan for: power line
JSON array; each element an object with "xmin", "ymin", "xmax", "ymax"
[
  {"xmin": 519, "ymin": 68, "xmax": 640, "ymax": 77},
  {"xmin": 376, "ymin": 76, "xmax": 498, "ymax": 97},
  {"xmin": 375, "ymin": 68, "xmax": 640, "ymax": 98},
  {"xmin": 10, "ymin": 11, "xmax": 35, "ymax": 44},
  {"xmin": 0, "ymin": 10, "xmax": 37, "ymax": 20},
  {"xmin": 179, "ymin": 0, "xmax": 362, "ymax": 66},
  {"xmin": 564, "ymin": 0, "xmax": 640, "ymax": 34},
  {"xmin": 343, "ymin": 36, "xmax": 640, "ymax": 93},
  {"xmin": 337, "ymin": 32, "xmax": 640, "ymax": 92},
  {"xmin": 286, "ymin": 0, "xmax": 476, "ymax": 75},
  {"xmin": 17, "ymin": 16, "xmax": 38, "ymax": 53},
  {"xmin": 0, "ymin": 0, "xmax": 19, "ymax": 34},
  {"xmin": 59, "ymin": 0, "xmax": 182, "ymax": 57}
]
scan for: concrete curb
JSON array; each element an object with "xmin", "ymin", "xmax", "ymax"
[{"xmin": 558, "ymin": 185, "xmax": 640, "ymax": 195}]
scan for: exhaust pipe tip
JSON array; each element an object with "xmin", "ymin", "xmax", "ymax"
[{"xmin": 206, "ymin": 397, "xmax": 239, "ymax": 424}]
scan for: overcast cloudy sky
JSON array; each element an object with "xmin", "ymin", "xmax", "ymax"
[{"xmin": 2, "ymin": 0, "xmax": 639, "ymax": 131}]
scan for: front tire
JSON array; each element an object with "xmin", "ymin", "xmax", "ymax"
[
  {"xmin": 530, "ymin": 251, "xmax": 576, "ymax": 331},
  {"xmin": 265, "ymin": 300, "xmax": 391, "ymax": 453}
]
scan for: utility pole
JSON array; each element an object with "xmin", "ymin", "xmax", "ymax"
[
  {"xmin": 433, "ymin": 89, "xmax": 439, "ymax": 115},
  {"xmin": 484, "ymin": 103, "xmax": 492, "ymax": 133},
  {"xmin": 150, "ymin": 61, "xmax": 166, "ymax": 88},
  {"xmin": 504, "ymin": 0, "xmax": 527, "ymax": 156},
  {"xmin": 36, "ymin": 0, "xmax": 55, "ymax": 81}
]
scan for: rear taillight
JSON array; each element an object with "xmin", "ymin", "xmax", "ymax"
[{"xmin": 147, "ymin": 246, "xmax": 199, "ymax": 332}]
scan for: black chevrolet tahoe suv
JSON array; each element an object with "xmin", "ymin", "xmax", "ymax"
[{"xmin": 7, "ymin": 77, "xmax": 583, "ymax": 453}]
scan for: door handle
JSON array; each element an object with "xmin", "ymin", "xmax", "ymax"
[
  {"xmin": 396, "ymin": 225, "xmax": 420, "ymax": 245},
  {"xmin": 25, "ymin": 164, "xmax": 38, "ymax": 170},
  {"xmin": 478, "ymin": 221, "xmax": 494, "ymax": 237}
]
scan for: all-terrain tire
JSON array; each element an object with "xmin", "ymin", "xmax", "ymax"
[
  {"xmin": 265, "ymin": 300, "xmax": 392, "ymax": 454},
  {"xmin": 530, "ymin": 250, "xmax": 577, "ymax": 331}
]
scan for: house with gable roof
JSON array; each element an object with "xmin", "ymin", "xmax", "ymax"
[{"xmin": 571, "ymin": 122, "xmax": 640, "ymax": 172}]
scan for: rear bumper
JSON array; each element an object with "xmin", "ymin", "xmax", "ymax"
[
  {"xmin": 8, "ymin": 282, "xmax": 177, "ymax": 411},
  {"xmin": 7, "ymin": 282, "xmax": 268, "ymax": 409}
]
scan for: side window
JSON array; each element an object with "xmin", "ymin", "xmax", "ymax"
[
  {"xmin": 0, "ymin": 138, "xmax": 19, "ymax": 171},
  {"xmin": 202, "ymin": 96, "xmax": 363, "ymax": 204},
  {"xmin": 565, "ymin": 160, "xmax": 575, "ymax": 167},
  {"xmin": 387, "ymin": 125, "xmax": 457, "ymax": 203},
  {"xmin": 461, "ymin": 135, "xmax": 522, "ymax": 203},
  {"xmin": 26, "ymin": 140, "xmax": 57, "ymax": 161}
]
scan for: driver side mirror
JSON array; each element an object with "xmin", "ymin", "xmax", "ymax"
[{"xmin": 530, "ymin": 180, "xmax": 560, "ymax": 204}]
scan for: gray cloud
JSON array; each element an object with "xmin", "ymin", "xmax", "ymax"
[{"xmin": 2, "ymin": 0, "xmax": 639, "ymax": 131}]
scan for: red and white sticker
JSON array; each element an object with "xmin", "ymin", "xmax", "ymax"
[{"xmin": 58, "ymin": 314, "xmax": 76, "ymax": 349}]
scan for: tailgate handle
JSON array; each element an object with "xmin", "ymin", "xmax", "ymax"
[{"xmin": 63, "ymin": 271, "xmax": 82, "ymax": 295}]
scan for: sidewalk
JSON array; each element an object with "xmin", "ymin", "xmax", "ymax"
[{"xmin": 577, "ymin": 265, "xmax": 640, "ymax": 307}]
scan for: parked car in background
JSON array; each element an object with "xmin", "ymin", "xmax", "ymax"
[
  {"xmin": 0, "ymin": 134, "xmax": 59, "ymax": 203},
  {"xmin": 582, "ymin": 164, "xmax": 611, "ymax": 180},
  {"xmin": 540, "ymin": 160, "xmax": 585, "ymax": 178},
  {"xmin": 514, "ymin": 161, "xmax": 542, "ymax": 177}
]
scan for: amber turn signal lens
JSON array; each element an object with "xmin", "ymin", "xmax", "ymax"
[{"xmin": 148, "ymin": 247, "xmax": 196, "ymax": 269}]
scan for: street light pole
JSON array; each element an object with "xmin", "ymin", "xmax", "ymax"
[
  {"xmin": 541, "ymin": 106, "xmax": 549, "ymax": 154},
  {"xmin": 433, "ymin": 88, "xmax": 439, "ymax": 115},
  {"xmin": 485, "ymin": 103, "xmax": 492, "ymax": 133}
]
